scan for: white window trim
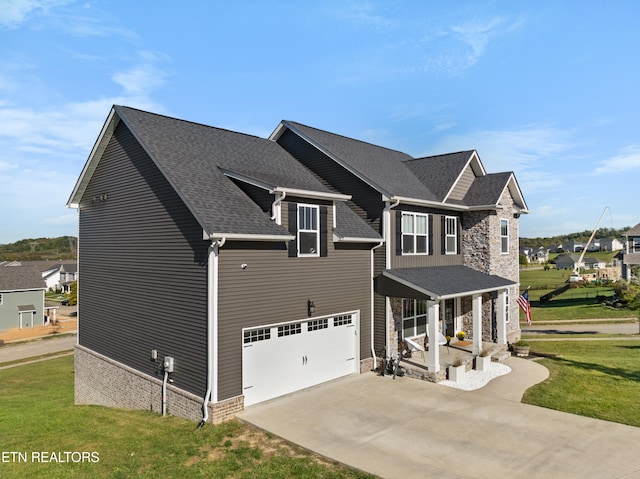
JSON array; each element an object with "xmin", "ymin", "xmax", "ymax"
[
  {"xmin": 500, "ymin": 218, "xmax": 509, "ymax": 254},
  {"xmin": 0, "ymin": 293, "xmax": 3, "ymax": 305},
  {"xmin": 445, "ymin": 216, "xmax": 457, "ymax": 255},
  {"xmin": 505, "ymin": 289, "xmax": 510, "ymax": 323},
  {"xmin": 402, "ymin": 298, "xmax": 428, "ymax": 338},
  {"xmin": 401, "ymin": 212, "xmax": 429, "ymax": 255},
  {"xmin": 297, "ymin": 204, "xmax": 320, "ymax": 257}
]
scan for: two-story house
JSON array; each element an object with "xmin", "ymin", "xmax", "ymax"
[
  {"xmin": 68, "ymin": 106, "xmax": 527, "ymax": 424},
  {"xmin": 622, "ymin": 223, "xmax": 640, "ymax": 281}
]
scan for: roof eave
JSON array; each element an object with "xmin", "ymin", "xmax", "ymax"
[
  {"xmin": 205, "ymin": 232, "xmax": 295, "ymax": 242},
  {"xmin": 67, "ymin": 107, "xmax": 120, "ymax": 208}
]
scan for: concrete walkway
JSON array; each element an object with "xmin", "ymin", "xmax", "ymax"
[{"xmin": 239, "ymin": 358, "xmax": 640, "ymax": 479}]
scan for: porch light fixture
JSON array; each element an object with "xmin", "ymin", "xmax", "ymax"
[{"xmin": 307, "ymin": 300, "xmax": 315, "ymax": 317}]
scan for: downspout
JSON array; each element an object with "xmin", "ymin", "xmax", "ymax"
[
  {"xmin": 382, "ymin": 199, "xmax": 400, "ymax": 356},
  {"xmin": 198, "ymin": 236, "xmax": 226, "ymax": 428},
  {"xmin": 270, "ymin": 191, "xmax": 286, "ymax": 224},
  {"xmin": 371, "ymin": 241, "xmax": 384, "ymax": 369}
]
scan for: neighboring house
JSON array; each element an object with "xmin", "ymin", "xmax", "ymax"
[
  {"xmin": 563, "ymin": 240, "xmax": 585, "ymax": 252},
  {"xmin": 553, "ymin": 253, "xmax": 605, "ymax": 271},
  {"xmin": 533, "ymin": 246, "xmax": 549, "ymax": 263},
  {"xmin": 622, "ymin": 223, "xmax": 640, "ymax": 281},
  {"xmin": 0, "ymin": 265, "xmax": 47, "ymax": 331},
  {"xmin": 599, "ymin": 237, "xmax": 624, "ymax": 252},
  {"xmin": 42, "ymin": 263, "xmax": 78, "ymax": 292},
  {"xmin": 67, "ymin": 106, "xmax": 528, "ymax": 424}
]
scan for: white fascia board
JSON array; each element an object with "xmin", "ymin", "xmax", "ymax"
[
  {"xmin": 272, "ymin": 187, "xmax": 351, "ymax": 201},
  {"xmin": 0, "ymin": 288, "xmax": 47, "ymax": 293},
  {"xmin": 333, "ymin": 234, "xmax": 384, "ymax": 243},
  {"xmin": 389, "ymin": 196, "xmax": 469, "ymax": 211},
  {"xmin": 67, "ymin": 107, "xmax": 120, "ymax": 208},
  {"xmin": 442, "ymin": 151, "xmax": 479, "ymax": 203},
  {"xmin": 206, "ymin": 232, "xmax": 295, "ymax": 242},
  {"xmin": 381, "ymin": 271, "xmax": 438, "ymax": 300},
  {"xmin": 382, "ymin": 270, "xmax": 516, "ymax": 301},
  {"xmin": 221, "ymin": 169, "xmax": 351, "ymax": 202}
]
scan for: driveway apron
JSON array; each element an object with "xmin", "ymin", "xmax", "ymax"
[{"xmin": 239, "ymin": 358, "xmax": 640, "ymax": 479}]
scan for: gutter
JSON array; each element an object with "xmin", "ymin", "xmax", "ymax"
[
  {"xmin": 270, "ymin": 191, "xmax": 286, "ymax": 224},
  {"xmin": 199, "ymin": 236, "xmax": 226, "ymax": 428},
  {"xmin": 370, "ymin": 241, "xmax": 384, "ymax": 369}
]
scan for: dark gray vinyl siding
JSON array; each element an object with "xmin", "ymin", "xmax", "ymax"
[
  {"xmin": 217, "ymin": 211, "xmax": 372, "ymax": 400},
  {"xmin": 276, "ymin": 129, "xmax": 383, "ymax": 234},
  {"xmin": 391, "ymin": 209, "xmax": 462, "ymax": 268},
  {"xmin": 448, "ymin": 166, "xmax": 475, "ymax": 201},
  {"xmin": 78, "ymin": 122, "xmax": 209, "ymax": 397}
]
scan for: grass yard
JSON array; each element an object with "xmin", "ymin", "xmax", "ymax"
[
  {"xmin": 522, "ymin": 340, "xmax": 640, "ymax": 427},
  {"xmin": 518, "ymin": 267, "xmax": 634, "ymax": 322},
  {"xmin": 0, "ymin": 356, "xmax": 374, "ymax": 479}
]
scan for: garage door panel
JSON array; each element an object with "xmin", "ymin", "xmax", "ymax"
[{"xmin": 243, "ymin": 312, "xmax": 358, "ymax": 406}]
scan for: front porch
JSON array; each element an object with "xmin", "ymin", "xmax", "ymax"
[{"xmin": 399, "ymin": 340, "xmax": 509, "ymax": 383}]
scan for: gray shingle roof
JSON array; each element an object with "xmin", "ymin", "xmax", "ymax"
[
  {"xmin": 116, "ymin": 107, "xmax": 339, "ymax": 238},
  {"xmin": 382, "ymin": 266, "xmax": 516, "ymax": 299},
  {"xmin": 625, "ymin": 223, "xmax": 640, "ymax": 236},
  {"xmin": 334, "ymin": 202, "xmax": 381, "ymax": 241},
  {"xmin": 461, "ymin": 172, "xmax": 513, "ymax": 206},
  {"xmin": 404, "ymin": 151, "xmax": 474, "ymax": 201},
  {"xmin": 0, "ymin": 265, "xmax": 47, "ymax": 291},
  {"xmin": 283, "ymin": 121, "xmax": 438, "ymax": 200}
]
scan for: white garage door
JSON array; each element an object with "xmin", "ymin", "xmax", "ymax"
[{"xmin": 242, "ymin": 311, "xmax": 359, "ymax": 406}]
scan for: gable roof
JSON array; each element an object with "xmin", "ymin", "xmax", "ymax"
[
  {"xmin": 625, "ymin": 223, "xmax": 640, "ymax": 237},
  {"xmin": 0, "ymin": 265, "xmax": 47, "ymax": 292},
  {"xmin": 273, "ymin": 121, "xmax": 438, "ymax": 201},
  {"xmin": 272, "ymin": 121, "xmax": 528, "ymax": 213},
  {"xmin": 68, "ymin": 107, "xmax": 368, "ymax": 241}
]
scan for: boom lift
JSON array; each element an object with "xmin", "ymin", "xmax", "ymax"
[{"xmin": 568, "ymin": 206, "xmax": 609, "ymax": 283}]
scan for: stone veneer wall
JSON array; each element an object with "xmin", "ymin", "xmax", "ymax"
[
  {"xmin": 462, "ymin": 189, "xmax": 522, "ymax": 343},
  {"xmin": 74, "ymin": 346, "xmax": 243, "ymax": 424}
]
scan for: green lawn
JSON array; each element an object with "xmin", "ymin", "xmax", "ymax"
[
  {"xmin": 522, "ymin": 340, "xmax": 640, "ymax": 427},
  {"xmin": 518, "ymin": 267, "xmax": 634, "ymax": 321},
  {"xmin": 0, "ymin": 357, "xmax": 373, "ymax": 479}
]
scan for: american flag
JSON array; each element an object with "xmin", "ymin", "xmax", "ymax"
[{"xmin": 517, "ymin": 289, "xmax": 532, "ymax": 325}]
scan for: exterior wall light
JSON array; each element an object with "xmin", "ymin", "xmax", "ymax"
[{"xmin": 307, "ymin": 300, "xmax": 315, "ymax": 316}]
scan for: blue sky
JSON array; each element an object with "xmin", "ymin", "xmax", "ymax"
[{"xmin": 1, "ymin": 0, "xmax": 639, "ymax": 244}]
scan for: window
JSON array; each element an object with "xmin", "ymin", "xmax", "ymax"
[
  {"xmin": 278, "ymin": 323, "xmax": 302, "ymax": 337},
  {"xmin": 633, "ymin": 238, "xmax": 640, "ymax": 253},
  {"xmin": 244, "ymin": 328, "xmax": 271, "ymax": 344},
  {"xmin": 308, "ymin": 318, "xmax": 328, "ymax": 331},
  {"xmin": 298, "ymin": 204, "xmax": 319, "ymax": 256},
  {"xmin": 402, "ymin": 213, "xmax": 428, "ymax": 254},
  {"xmin": 402, "ymin": 298, "xmax": 427, "ymax": 338},
  {"xmin": 500, "ymin": 219, "xmax": 509, "ymax": 254},
  {"xmin": 445, "ymin": 216, "xmax": 458, "ymax": 254},
  {"xmin": 333, "ymin": 314, "xmax": 353, "ymax": 326}
]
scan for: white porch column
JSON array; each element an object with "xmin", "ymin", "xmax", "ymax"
[
  {"xmin": 472, "ymin": 294, "xmax": 482, "ymax": 355},
  {"xmin": 496, "ymin": 289, "xmax": 507, "ymax": 346},
  {"xmin": 427, "ymin": 300, "xmax": 440, "ymax": 373}
]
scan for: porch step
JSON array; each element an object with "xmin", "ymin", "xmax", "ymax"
[{"xmin": 492, "ymin": 350, "xmax": 511, "ymax": 363}]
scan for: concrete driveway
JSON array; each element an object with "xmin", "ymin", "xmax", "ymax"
[{"xmin": 239, "ymin": 357, "xmax": 640, "ymax": 479}]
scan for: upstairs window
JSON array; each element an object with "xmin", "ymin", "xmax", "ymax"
[
  {"xmin": 633, "ymin": 238, "xmax": 640, "ymax": 253},
  {"xmin": 288, "ymin": 202, "xmax": 327, "ymax": 258},
  {"xmin": 500, "ymin": 219, "xmax": 509, "ymax": 254},
  {"xmin": 444, "ymin": 216, "xmax": 458, "ymax": 254},
  {"xmin": 298, "ymin": 204, "xmax": 319, "ymax": 256},
  {"xmin": 402, "ymin": 212, "xmax": 429, "ymax": 255}
]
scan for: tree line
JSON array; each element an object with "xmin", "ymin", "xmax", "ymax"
[
  {"xmin": 0, "ymin": 236, "xmax": 77, "ymax": 261},
  {"xmin": 520, "ymin": 226, "xmax": 631, "ymax": 249}
]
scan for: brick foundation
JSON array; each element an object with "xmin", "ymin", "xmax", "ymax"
[{"xmin": 74, "ymin": 346, "xmax": 243, "ymax": 423}]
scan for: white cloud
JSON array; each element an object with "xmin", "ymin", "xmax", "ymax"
[
  {"xmin": 592, "ymin": 145, "xmax": 640, "ymax": 174},
  {"xmin": 112, "ymin": 63, "xmax": 167, "ymax": 95},
  {"xmin": 0, "ymin": 0, "xmax": 72, "ymax": 29}
]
